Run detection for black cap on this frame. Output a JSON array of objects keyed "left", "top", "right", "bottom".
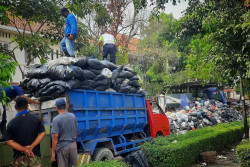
[{"left": 60, "top": 7, "right": 69, "bottom": 15}]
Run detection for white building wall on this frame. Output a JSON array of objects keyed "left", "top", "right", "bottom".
[{"left": 0, "top": 27, "right": 61, "bottom": 83}]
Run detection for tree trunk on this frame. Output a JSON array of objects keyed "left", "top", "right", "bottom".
[{"left": 240, "top": 75, "right": 249, "bottom": 139}]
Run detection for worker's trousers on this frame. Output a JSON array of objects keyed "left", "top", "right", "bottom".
[{"left": 102, "top": 44, "right": 116, "bottom": 64}]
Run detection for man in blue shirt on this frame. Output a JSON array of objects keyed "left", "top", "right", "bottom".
[
  {"left": 0, "top": 85, "right": 39, "bottom": 140},
  {"left": 60, "top": 7, "right": 78, "bottom": 58}
]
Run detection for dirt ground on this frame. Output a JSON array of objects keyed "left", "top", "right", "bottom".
[{"left": 195, "top": 142, "right": 240, "bottom": 167}]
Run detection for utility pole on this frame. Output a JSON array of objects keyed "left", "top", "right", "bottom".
[{"left": 240, "top": 75, "right": 249, "bottom": 139}]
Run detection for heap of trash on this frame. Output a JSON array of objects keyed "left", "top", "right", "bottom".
[
  {"left": 21, "top": 57, "right": 145, "bottom": 101},
  {"left": 166, "top": 99, "right": 242, "bottom": 134}
]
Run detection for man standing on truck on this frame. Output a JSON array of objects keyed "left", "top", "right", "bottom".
[
  {"left": 6, "top": 97, "right": 46, "bottom": 166},
  {"left": 98, "top": 31, "right": 117, "bottom": 64},
  {"left": 0, "top": 85, "right": 40, "bottom": 140},
  {"left": 51, "top": 99, "right": 78, "bottom": 167},
  {"left": 60, "top": 7, "right": 78, "bottom": 58}
]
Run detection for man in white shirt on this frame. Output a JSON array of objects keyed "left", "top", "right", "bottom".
[{"left": 98, "top": 31, "right": 117, "bottom": 64}]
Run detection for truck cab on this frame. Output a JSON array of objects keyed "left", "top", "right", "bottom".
[{"left": 146, "top": 100, "right": 170, "bottom": 138}]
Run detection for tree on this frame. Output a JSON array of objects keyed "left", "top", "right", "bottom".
[
  {"left": 82, "top": 0, "right": 148, "bottom": 47},
  {"left": 1, "top": 0, "right": 64, "bottom": 78},
  {"left": 201, "top": 0, "right": 249, "bottom": 138},
  {"left": 0, "top": 52, "right": 18, "bottom": 104},
  {"left": 137, "top": 13, "right": 180, "bottom": 95},
  {"left": 180, "top": 0, "right": 249, "bottom": 138}
]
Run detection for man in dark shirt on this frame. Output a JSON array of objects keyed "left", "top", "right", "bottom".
[
  {"left": 0, "top": 85, "right": 40, "bottom": 140},
  {"left": 6, "top": 97, "right": 45, "bottom": 167}
]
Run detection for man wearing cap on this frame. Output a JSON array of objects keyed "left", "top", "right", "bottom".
[
  {"left": 6, "top": 97, "right": 45, "bottom": 166},
  {"left": 60, "top": 7, "right": 78, "bottom": 58},
  {"left": 98, "top": 31, "right": 117, "bottom": 64},
  {"left": 51, "top": 99, "right": 78, "bottom": 167}
]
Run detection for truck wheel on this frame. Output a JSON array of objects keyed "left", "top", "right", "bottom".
[
  {"left": 156, "top": 131, "right": 163, "bottom": 137},
  {"left": 92, "top": 148, "right": 114, "bottom": 161}
]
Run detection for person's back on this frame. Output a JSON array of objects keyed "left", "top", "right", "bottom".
[
  {"left": 102, "top": 34, "right": 115, "bottom": 45},
  {"left": 7, "top": 113, "right": 45, "bottom": 159},
  {"left": 99, "top": 31, "right": 117, "bottom": 64},
  {"left": 6, "top": 97, "right": 45, "bottom": 166},
  {"left": 52, "top": 112, "right": 77, "bottom": 151},
  {"left": 51, "top": 99, "right": 77, "bottom": 167}
]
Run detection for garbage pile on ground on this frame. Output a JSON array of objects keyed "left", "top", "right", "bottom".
[
  {"left": 22, "top": 57, "right": 145, "bottom": 101},
  {"left": 166, "top": 99, "right": 242, "bottom": 134}
]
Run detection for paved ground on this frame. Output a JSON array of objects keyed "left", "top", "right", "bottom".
[{"left": 195, "top": 142, "right": 239, "bottom": 167}]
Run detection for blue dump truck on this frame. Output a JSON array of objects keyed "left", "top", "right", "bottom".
[{"left": 30, "top": 90, "right": 170, "bottom": 164}]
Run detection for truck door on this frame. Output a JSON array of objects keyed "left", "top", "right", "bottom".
[{"left": 146, "top": 100, "right": 170, "bottom": 138}]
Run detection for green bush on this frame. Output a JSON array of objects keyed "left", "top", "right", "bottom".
[
  {"left": 141, "top": 121, "right": 245, "bottom": 167},
  {"left": 236, "top": 140, "right": 250, "bottom": 167},
  {"left": 81, "top": 160, "right": 128, "bottom": 167}
]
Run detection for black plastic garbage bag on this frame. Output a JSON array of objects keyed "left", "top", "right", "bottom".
[
  {"left": 88, "top": 68, "right": 102, "bottom": 75},
  {"left": 39, "top": 85, "right": 65, "bottom": 97},
  {"left": 113, "top": 84, "right": 122, "bottom": 91},
  {"left": 97, "top": 78, "right": 111, "bottom": 86},
  {"left": 79, "top": 80, "right": 99, "bottom": 89},
  {"left": 19, "top": 78, "right": 30, "bottom": 91},
  {"left": 130, "top": 76, "right": 139, "bottom": 81},
  {"left": 82, "top": 70, "right": 96, "bottom": 80},
  {"left": 95, "top": 74, "right": 106, "bottom": 81},
  {"left": 38, "top": 78, "right": 51, "bottom": 89},
  {"left": 48, "top": 65, "right": 84, "bottom": 81},
  {"left": 26, "top": 64, "right": 48, "bottom": 78},
  {"left": 136, "top": 89, "right": 146, "bottom": 96},
  {"left": 101, "top": 60, "right": 117, "bottom": 71},
  {"left": 76, "top": 57, "right": 88, "bottom": 69},
  {"left": 128, "top": 80, "right": 140, "bottom": 88},
  {"left": 119, "top": 70, "right": 134, "bottom": 79},
  {"left": 111, "top": 66, "right": 123, "bottom": 83},
  {"left": 95, "top": 86, "right": 110, "bottom": 91},
  {"left": 67, "top": 79, "right": 80, "bottom": 89},
  {"left": 87, "top": 59, "right": 107, "bottom": 70},
  {"left": 119, "top": 85, "right": 133, "bottom": 93},
  {"left": 210, "top": 117, "right": 218, "bottom": 125},
  {"left": 116, "top": 78, "right": 125, "bottom": 84},
  {"left": 35, "top": 81, "right": 70, "bottom": 97},
  {"left": 27, "top": 79, "right": 41, "bottom": 91},
  {"left": 124, "top": 66, "right": 137, "bottom": 75},
  {"left": 125, "top": 150, "right": 149, "bottom": 167}
]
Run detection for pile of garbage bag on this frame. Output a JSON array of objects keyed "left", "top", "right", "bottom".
[
  {"left": 23, "top": 57, "right": 145, "bottom": 101},
  {"left": 166, "top": 99, "right": 242, "bottom": 134}
]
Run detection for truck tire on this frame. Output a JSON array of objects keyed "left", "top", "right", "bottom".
[{"left": 92, "top": 148, "right": 114, "bottom": 161}]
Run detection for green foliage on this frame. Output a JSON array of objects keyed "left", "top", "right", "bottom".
[
  {"left": 14, "top": 34, "right": 52, "bottom": 65},
  {"left": 236, "top": 140, "right": 250, "bottom": 167},
  {"left": 1, "top": 0, "right": 64, "bottom": 77},
  {"left": 141, "top": 121, "right": 245, "bottom": 167},
  {"left": 0, "top": 53, "right": 18, "bottom": 104},
  {"left": 201, "top": 0, "right": 250, "bottom": 84},
  {"left": 81, "top": 160, "right": 128, "bottom": 167},
  {"left": 116, "top": 46, "right": 129, "bottom": 65},
  {"left": 138, "top": 13, "right": 180, "bottom": 95}
]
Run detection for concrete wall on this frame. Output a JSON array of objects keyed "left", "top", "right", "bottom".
[{"left": 0, "top": 27, "right": 61, "bottom": 83}]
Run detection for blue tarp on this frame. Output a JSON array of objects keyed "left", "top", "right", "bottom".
[
  {"left": 203, "top": 87, "right": 227, "bottom": 104},
  {"left": 181, "top": 94, "right": 189, "bottom": 107}
]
